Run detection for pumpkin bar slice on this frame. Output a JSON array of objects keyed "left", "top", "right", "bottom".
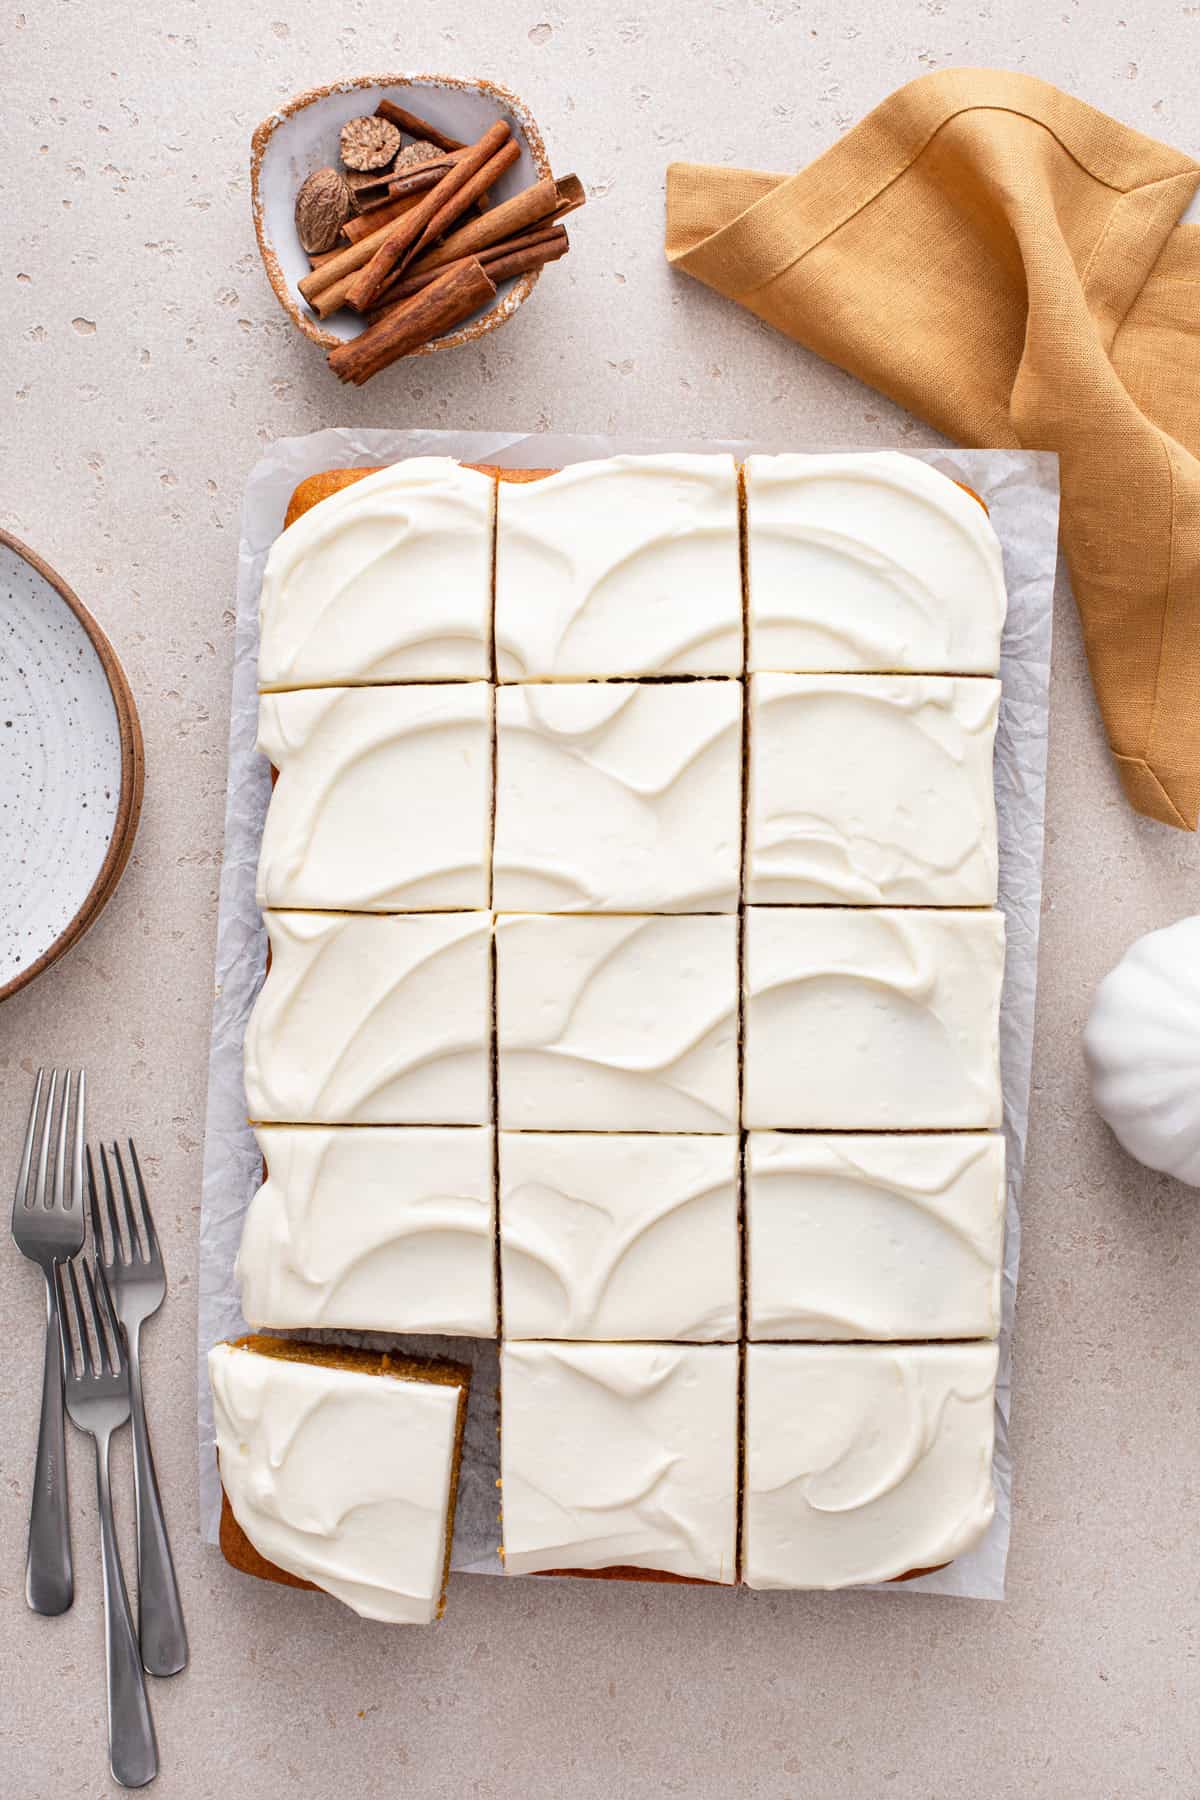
[
  {"left": 495, "top": 913, "right": 739, "bottom": 1132},
  {"left": 258, "top": 457, "right": 495, "bottom": 687},
  {"left": 500, "top": 1341, "right": 738, "bottom": 1581},
  {"left": 257, "top": 683, "right": 492, "bottom": 911},
  {"left": 500, "top": 1131, "right": 738, "bottom": 1341},
  {"left": 743, "top": 1342, "right": 998, "bottom": 1589},
  {"left": 746, "top": 674, "right": 1001, "bottom": 906},
  {"left": 239, "top": 1125, "right": 496, "bottom": 1336},
  {"left": 742, "top": 906, "right": 1004, "bottom": 1130},
  {"left": 210, "top": 1335, "right": 470, "bottom": 1623},
  {"left": 743, "top": 451, "right": 1007, "bottom": 675},
  {"left": 493, "top": 680, "right": 743, "bottom": 913},
  {"left": 245, "top": 911, "right": 492, "bottom": 1125},
  {"left": 494, "top": 454, "right": 743, "bottom": 679},
  {"left": 747, "top": 1132, "right": 1005, "bottom": 1342}
]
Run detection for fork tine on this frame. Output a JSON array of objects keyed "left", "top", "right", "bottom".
[
  {"left": 55, "top": 1262, "right": 77, "bottom": 1379},
  {"left": 99, "top": 1144, "right": 125, "bottom": 1262},
  {"left": 35, "top": 1069, "right": 58, "bottom": 1209},
  {"left": 86, "top": 1146, "right": 105, "bottom": 1258},
  {"left": 66, "top": 1258, "right": 93, "bottom": 1378},
  {"left": 12, "top": 1068, "right": 44, "bottom": 1220},
  {"left": 81, "top": 1260, "right": 115, "bottom": 1376},
  {"left": 125, "top": 1139, "right": 160, "bottom": 1264},
  {"left": 52, "top": 1071, "right": 71, "bottom": 1211},
  {"left": 95, "top": 1262, "right": 126, "bottom": 1368},
  {"left": 69, "top": 1070, "right": 86, "bottom": 1215},
  {"left": 111, "top": 1143, "right": 144, "bottom": 1263}
]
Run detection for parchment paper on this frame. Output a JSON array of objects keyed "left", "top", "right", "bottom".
[{"left": 198, "top": 428, "right": 1058, "bottom": 1599}]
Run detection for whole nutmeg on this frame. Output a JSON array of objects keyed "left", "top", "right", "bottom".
[
  {"left": 339, "top": 114, "right": 402, "bottom": 172},
  {"left": 392, "top": 139, "right": 443, "bottom": 171},
  {"left": 295, "top": 165, "right": 353, "bottom": 254}
]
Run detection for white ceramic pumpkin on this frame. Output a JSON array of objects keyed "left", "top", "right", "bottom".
[{"left": 1083, "top": 915, "right": 1200, "bottom": 1186}]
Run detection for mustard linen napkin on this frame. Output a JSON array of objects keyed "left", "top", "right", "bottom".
[{"left": 666, "top": 68, "right": 1200, "bottom": 829}]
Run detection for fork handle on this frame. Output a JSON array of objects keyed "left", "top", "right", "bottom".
[
  {"left": 95, "top": 1433, "right": 158, "bottom": 1789},
  {"left": 127, "top": 1338, "right": 188, "bottom": 1676},
  {"left": 26, "top": 1268, "right": 73, "bottom": 1616}
]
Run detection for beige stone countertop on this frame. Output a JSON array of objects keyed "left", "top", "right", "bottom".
[{"left": 4, "top": 3, "right": 1200, "bottom": 1796}]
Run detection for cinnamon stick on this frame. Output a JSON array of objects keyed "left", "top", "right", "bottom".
[
  {"left": 469, "top": 235, "right": 568, "bottom": 294},
  {"left": 340, "top": 146, "right": 491, "bottom": 241},
  {"left": 405, "top": 173, "right": 582, "bottom": 278},
  {"left": 301, "top": 178, "right": 478, "bottom": 315},
  {"left": 375, "top": 99, "right": 466, "bottom": 155},
  {"left": 343, "top": 187, "right": 434, "bottom": 243},
  {"left": 403, "top": 136, "right": 520, "bottom": 268},
  {"left": 367, "top": 224, "right": 568, "bottom": 315},
  {"left": 298, "top": 209, "right": 402, "bottom": 304},
  {"left": 342, "top": 121, "right": 511, "bottom": 314},
  {"left": 350, "top": 164, "right": 446, "bottom": 210},
  {"left": 328, "top": 257, "right": 497, "bottom": 385}
]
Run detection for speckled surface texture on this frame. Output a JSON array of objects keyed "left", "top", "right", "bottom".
[{"left": 4, "top": 5, "right": 1200, "bottom": 1797}]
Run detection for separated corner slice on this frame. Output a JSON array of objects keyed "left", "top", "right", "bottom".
[
  {"left": 256, "top": 683, "right": 493, "bottom": 911},
  {"left": 495, "top": 913, "right": 740, "bottom": 1132},
  {"left": 743, "top": 451, "right": 1007, "bottom": 675},
  {"left": 494, "top": 453, "right": 744, "bottom": 680},
  {"left": 244, "top": 911, "right": 492, "bottom": 1125},
  {"left": 493, "top": 680, "right": 743, "bottom": 912},
  {"left": 742, "top": 1341, "right": 999, "bottom": 1589},
  {"left": 258, "top": 456, "right": 496, "bottom": 688},
  {"left": 209, "top": 1336, "right": 470, "bottom": 1623},
  {"left": 745, "top": 674, "right": 1000, "bottom": 906},
  {"left": 499, "top": 1341, "right": 738, "bottom": 1581},
  {"left": 742, "top": 906, "right": 1005, "bottom": 1131},
  {"left": 499, "top": 1132, "right": 739, "bottom": 1341},
  {"left": 746, "top": 1132, "right": 1005, "bottom": 1341},
  {"left": 238, "top": 1126, "right": 496, "bottom": 1336}
]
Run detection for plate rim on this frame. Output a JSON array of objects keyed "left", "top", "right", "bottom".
[{"left": 0, "top": 527, "right": 145, "bottom": 1004}]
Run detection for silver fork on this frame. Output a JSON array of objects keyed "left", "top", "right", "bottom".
[
  {"left": 12, "top": 1068, "right": 86, "bottom": 1616},
  {"left": 58, "top": 1253, "right": 158, "bottom": 1790},
  {"left": 89, "top": 1142, "right": 188, "bottom": 1678}
]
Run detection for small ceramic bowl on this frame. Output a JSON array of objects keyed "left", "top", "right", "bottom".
[{"left": 251, "top": 74, "right": 552, "bottom": 355}]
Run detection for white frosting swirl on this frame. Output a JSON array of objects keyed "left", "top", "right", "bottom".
[
  {"left": 744, "top": 1342, "right": 998, "bottom": 1589},
  {"left": 745, "top": 451, "right": 1006, "bottom": 674},
  {"left": 258, "top": 457, "right": 495, "bottom": 688},
  {"left": 238, "top": 1126, "right": 495, "bottom": 1335},
  {"left": 500, "top": 1342, "right": 738, "bottom": 1580}
]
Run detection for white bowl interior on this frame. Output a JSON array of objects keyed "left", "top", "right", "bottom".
[{"left": 258, "top": 80, "right": 543, "bottom": 343}]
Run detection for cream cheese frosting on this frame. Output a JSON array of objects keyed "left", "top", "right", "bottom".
[
  {"left": 258, "top": 457, "right": 495, "bottom": 688},
  {"left": 244, "top": 911, "right": 492, "bottom": 1125},
  {"left": 209, "top": 1342, "right": 464, "bottom": 1623},
  {"left": 744, "top": 452, "right": 1007, "bottom": 674},
  {"left": 743, "top": 1342, "right": 998, "bottom": 1589},
  {"left": 493, "top": 680, "right": 743, "bottom": 912},
  {"left": 500, "top": 1341, "right": 738, "bottom": 1580},
  {"left": 747, "top": 673, "right": 1000, "bottom": 905},
  {"left": 495, "top": 913, "right": 740, "bottom": 1131},
  {"left": 494, "top": 454, "right": 744, "bottom": 679},
  {"left": 742, "top": 906, "right": 1005, "bottom": 1129},
  {"left": 238, "top": 1126, "right": 496, "bottom": 1336},
  {"left": 500, "top": 1132, "right": 738, "bottom": 1341},
  {"left": 747, "top": 1133, "right": 1005, "bottom": 1341},
  {"left": 256, "top": 684, "right": 492, "bottom": 911}
]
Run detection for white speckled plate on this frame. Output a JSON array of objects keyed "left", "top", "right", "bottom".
[{"left": 0, "top": 531, "right": 143, "bottom": 1002}]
